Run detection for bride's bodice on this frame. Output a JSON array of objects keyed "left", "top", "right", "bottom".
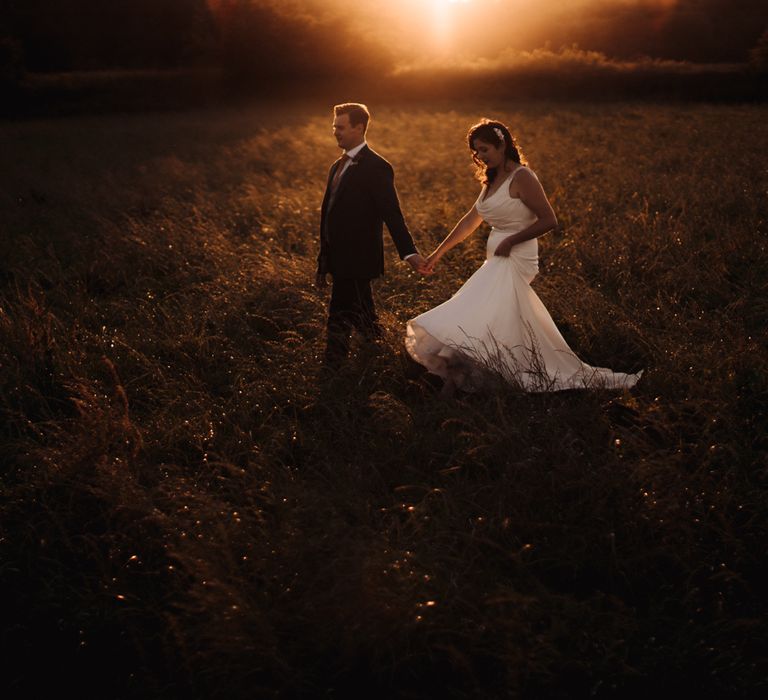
[
  {"left": 475, "top": 167, "right": 539, "bottom": 272},
  {"left": 475, "top": 167, "right": 538, "bottom": 233}
]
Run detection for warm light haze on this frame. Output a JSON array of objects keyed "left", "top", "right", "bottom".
[
  {"left": 204, "top": 0, "right": 766, "bottom": 69},
  {"left": 313, "top": 0, "right": 686, "bottom": 63},
  {"left": 274, "top": 0, "right": 763, "bottom": 66}
]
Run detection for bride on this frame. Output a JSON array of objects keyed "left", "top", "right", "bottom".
[{"left": 405, "top": 118, "right": 643, "bottom": 395}]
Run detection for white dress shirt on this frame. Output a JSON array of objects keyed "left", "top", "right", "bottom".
[{"left": 338, "top": 140, "right": 367, "bottom": 179}]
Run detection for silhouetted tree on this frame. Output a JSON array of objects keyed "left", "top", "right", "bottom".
[
  {"left": 750, "top": 28, "right": 768, "bottom": 73},
  {"left": 211, "top": 0, "right": 392, "bottom": 84},
  {"left": 1, "top": 0, "right": 391, "bottom": 85},
  {"left": 481, "top": 0, "right": 768, "bottom": 64},
  {"left": 3, "top": 0, "right": 216, "bottom": 72},
  {"left": 0, "top": 33, "right": 23, "bottom": 89}
]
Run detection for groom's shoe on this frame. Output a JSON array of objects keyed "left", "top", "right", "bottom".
[
  {"left": 360, "top": 321, "right": 385, "bottom": 343},
  {"left": 319, "top": 361, "right": 340, "bottom": 383},
  {"left": 322, "top": 336, "right": 351, "bottom": 371},
  {"left": 322, "top": 347, "right": 345, "bottom": 369}
]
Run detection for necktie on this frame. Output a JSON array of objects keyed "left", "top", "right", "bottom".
[{"left": 331, "top": 154, "right": 350, "bottom": 193}]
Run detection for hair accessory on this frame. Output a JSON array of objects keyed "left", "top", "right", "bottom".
[{"left": 493, "top": 127, "right": 505, "bottom": 142}]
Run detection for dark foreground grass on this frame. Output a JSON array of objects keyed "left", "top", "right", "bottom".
[{"left": 1, "top": 100, "right": 767, "bottom": 699}]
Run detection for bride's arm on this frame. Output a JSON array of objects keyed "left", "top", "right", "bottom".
[
  {"left": 493, "top": 170, "right": 558, "bottom": 257},
  {"left": 425, "top": 205, "right": 483, "bottom": 272}
]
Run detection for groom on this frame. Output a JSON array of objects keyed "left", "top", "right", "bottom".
[{"left": 316, "top": 102, "right": 427, "bottom": 364}]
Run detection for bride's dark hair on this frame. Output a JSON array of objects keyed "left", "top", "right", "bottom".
[{"left": 467, "top": 119, "right": 526, "bottom": 185}]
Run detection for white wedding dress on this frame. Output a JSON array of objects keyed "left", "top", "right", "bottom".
[{"left": 405, "top": 167, "right": 643, "bottom": 392}]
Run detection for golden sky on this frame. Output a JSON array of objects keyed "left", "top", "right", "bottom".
[
  {"left": 316, "top": 0, "right": 682, "bottom": 61},
  {"left": 207, "top": 1, "right": 767, "bottom": 67},
  {"left": 277, "top": 0, "right": 764, "bottom": 65}
]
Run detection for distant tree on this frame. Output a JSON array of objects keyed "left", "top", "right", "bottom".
[
  {"left": 0, "top": 33, "right": 24, "bottom": 88},
  {"left": 0, "top": 2, "right": 24, "bottom": 88},
  {"left": 750, "top": 28, "right": 768, "bottom": 73},
  {"left": 211, "top": 0, "right": 392, "bottom": 84},
  {"left": 507, "top": 0, "right": 768, "bottom": 64},
  {"left": 4, "top": 0, "right": 216, "bottom": 72}
]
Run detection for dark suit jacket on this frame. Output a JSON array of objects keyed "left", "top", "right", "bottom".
[{"left": 317, "top": 145, "right": 417, "bottom": 280}]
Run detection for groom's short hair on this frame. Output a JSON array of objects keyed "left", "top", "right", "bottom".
[{"left": 334, "top": 103, "right": 370, "bottom": 133}]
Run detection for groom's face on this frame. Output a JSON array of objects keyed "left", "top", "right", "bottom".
[{"left": 333, "top": 113, "right": 365, "bottom": 151}]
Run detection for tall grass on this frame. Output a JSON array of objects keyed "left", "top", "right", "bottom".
[{"left": 1, "top": 100, "right": 766, "bottom": 698}]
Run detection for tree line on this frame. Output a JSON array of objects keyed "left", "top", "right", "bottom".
[{"left": 0, "top": 0, "right": 390, "bottom": 82}]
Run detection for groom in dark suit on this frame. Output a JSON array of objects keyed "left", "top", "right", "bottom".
[{"left": 316, "top": 102, "right": 427, "bottom": 364}]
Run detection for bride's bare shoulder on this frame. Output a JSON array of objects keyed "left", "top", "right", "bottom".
[
  {"left": 511, "top": 165, "right": 538, "bottom": 182},
  {"left": 510, "top": 166, "right": 542, "bottom": 190}
]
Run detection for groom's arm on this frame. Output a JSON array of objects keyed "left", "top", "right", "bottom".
[
  {"left": 317, "top": 219, "right": 329, "bottom": 275},
  {"left": 370, "top": 161, "right": 418, "bottom": 260},
  {"left": 317, "top": 169, "right": 334, "bottom": 276}
]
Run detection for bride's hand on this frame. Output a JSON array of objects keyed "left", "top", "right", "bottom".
[
  {"left": 424, "top": 252, "right": 441, "bottom": 274},
  {"left": 494, "top": 239, "right": 514, "bottom": 257}
]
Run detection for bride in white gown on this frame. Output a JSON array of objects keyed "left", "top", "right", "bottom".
[{"left": 405, "top": 118, "right": 643, "bottom": 395}]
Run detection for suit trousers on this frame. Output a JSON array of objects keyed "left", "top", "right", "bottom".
[{"left": 325, "top": 277, "right": 382, "bottom": 361}]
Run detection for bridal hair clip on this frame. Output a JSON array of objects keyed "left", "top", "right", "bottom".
[{"left": 494, "top": 127, "right": 505, "bottom": 142}]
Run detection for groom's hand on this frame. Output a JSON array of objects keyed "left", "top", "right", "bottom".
[
  {"left": 406, "top": 254, "right": 430, "bottom": 275},
  {"left": 315, "top": 272, "right": 329, "bottom": 289}
]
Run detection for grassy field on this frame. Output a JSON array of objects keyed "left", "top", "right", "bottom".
[{"left": 1, "top": 99, "right": 766, "bottom": 699}]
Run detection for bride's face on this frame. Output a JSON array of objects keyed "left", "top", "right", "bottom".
[{"left": 472, "top": 139, "right": 505, "bottom": 169}]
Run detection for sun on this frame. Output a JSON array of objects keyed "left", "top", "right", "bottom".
[
  {"left": 364, "top": 0, "right": 477, "bottom": 61},
  {"left": 421, "top": 0, "right": 474, "bottom": 52},
  {"left": 433, "top": 0, "right": 472, "bottom": 6}
]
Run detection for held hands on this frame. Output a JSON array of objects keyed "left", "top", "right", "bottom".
[
  {"left": 406, "top": 253, "right": 432, "bottom": 275},
  {"left": 405, "top": 251, "right": 441, "bottom": 275},
  {"left": 422, "top": 251, "right": 442, "bottom": 275}
]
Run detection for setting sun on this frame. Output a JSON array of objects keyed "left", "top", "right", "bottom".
[
  {"left": 310, "top": 0, "right": 714, "bottom": 69},
  {"left": 429, "top": 0, "right": 470, "bottom": 51},
  {"left": 382, "top": 0, "right": 476, "bottom": 55}
]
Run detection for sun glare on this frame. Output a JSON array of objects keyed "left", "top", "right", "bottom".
[{"left": 424, "top": 0, "right": 473, "bottom": 53}]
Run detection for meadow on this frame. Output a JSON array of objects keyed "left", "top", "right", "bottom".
[{"left": 1, "top": 99, "right": 766, "bottom": 698}]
